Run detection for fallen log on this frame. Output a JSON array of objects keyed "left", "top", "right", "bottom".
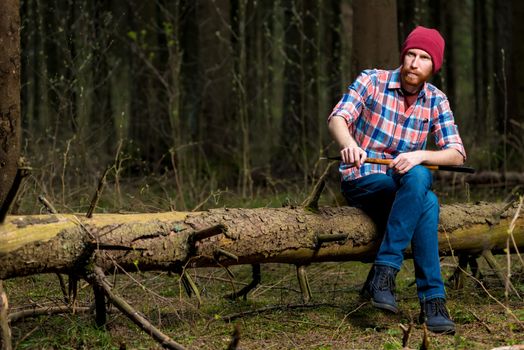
[
  {"left": 0, "top": 202, "right": 522, "bottom": 281},
  {"left": 1, "top": 202, "right": 523, "bottom": 349},
  {"left": 434, "top": 171, "right": 524, "bottom": 186}
]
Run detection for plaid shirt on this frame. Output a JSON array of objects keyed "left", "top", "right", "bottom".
[{"left": 328, "top": 68, "right": 466, "bottom": 182}]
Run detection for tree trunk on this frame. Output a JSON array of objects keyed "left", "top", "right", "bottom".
[
  {"left": 352, "top": 0, "right": 398, "bottom": 74},
  {"left": 0, "top": 202, "right": 522, "bottom": 281},
  {"left": 508, "top": 0, "right": 524, "bottom": 171},
  {"left": 273, "top": 1, "right": 313, "bottom": 178},
  {"left": 493, "top": 0, "right": 511, "bottom": 169},
  {"left": 195, "top": 0, "right": 235, "bottom": 187},
  {"left": 473, "top": 0, "right": 496, "bottom": 170},
  {"left": 231, "top": 0, "right": 253, "bottom": 197},
  {"left": 0, "top": 0, "right": 21, "bottom": 216}
]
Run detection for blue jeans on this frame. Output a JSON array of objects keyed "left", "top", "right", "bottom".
[{"left": 342, "top": 165, "right": 445, "bottom": 301}]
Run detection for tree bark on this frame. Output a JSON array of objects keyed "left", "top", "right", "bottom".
[
  {"left": 0, "top": 203, "right": 522, "bottom": 281},
  {"left": 0, "top": 0, "right": 21, "bottom": 216},
  {"left": 352, "top": 0, "right": 398, "bottom": 74}
]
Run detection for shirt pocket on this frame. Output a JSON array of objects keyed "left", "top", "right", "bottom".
[{"left": 405, "top": 117, "right": 430, "bottom": 150}]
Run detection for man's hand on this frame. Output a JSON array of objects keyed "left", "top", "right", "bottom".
[
  {"left": 328, "top": 117, "right": 367, "bottom": 168},
  {"left": 340, "top": 146, "right": 367, "bottom": 168},
  {"left": 389, "top": 151, "right": 425, "bottom": 174}
]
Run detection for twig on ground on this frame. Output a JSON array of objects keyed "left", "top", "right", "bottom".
[
  {"left": 8, "top": 305, "right": 91, "bottom": 323},
  {"left": 92, "top": 266, "right": 187, "bottom": 350},
  {"left": 469, "top": 310, "right": 493, "bottom": 333},
  {"left": 463, "top": 270, "right": 524, "bottom": 330},
  {"left": 481, "top": 250, "right": 521, "bottom": 299},
  {"left": 420, "top": 323, "right": 430, "bottom": 350},
  {"left": 331, "top": 302, "right": 368, "bottom": 341},
  {"left": 399, "top": 323, "right": 413, "bottom": 348},
  {"left": 106, "top": 256, "right": 178, "bottom": 304},
  {"left": 13, "top": 324, "right": 40, "bottom": 349},
  {"left": 196, "top": 274, "right": 248, "bottom": 286},
  {"left": 226, "top": 324, "right": 241, "bottom": 350},
  {"left": 251, "top": 269, "right": 301, "bottom": 297}
]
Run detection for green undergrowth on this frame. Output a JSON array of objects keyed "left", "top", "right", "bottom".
[{"left": 5, "top": 258, "right": 524, "bottom": 349}]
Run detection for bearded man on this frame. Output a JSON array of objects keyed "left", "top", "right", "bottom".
[{"left": 328, "top": 26, "right": 466, "bottom": 334}]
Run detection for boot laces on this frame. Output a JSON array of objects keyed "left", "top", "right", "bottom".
[
  {"left": 376, "top": 268, "right": 396, "bottom": 291},
  {"left": 427, "top": 298, "right": 449, "bottom": 318}
]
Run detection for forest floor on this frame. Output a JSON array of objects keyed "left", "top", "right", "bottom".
[
  {"left": 4, "top": 179, "right": 524, "bottom": 349},
  {"left": 4, "top": 257, "right": 524, "bottom": 350}
]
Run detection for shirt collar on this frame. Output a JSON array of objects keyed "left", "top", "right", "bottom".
[{"left": 388, "top": 66, "right": 428, "bottom": 101}]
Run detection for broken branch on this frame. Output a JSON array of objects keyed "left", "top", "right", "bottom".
[{"left": 92, "top": 266, "right": 186, "bottom": 350}]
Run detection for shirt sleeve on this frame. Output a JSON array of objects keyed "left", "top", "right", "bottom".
[
  {"left": 431, "top": 97, "right": 467, "bottom": 160},
  {"left": 327, "top": 70, "right": 375, "bottom": 125}
]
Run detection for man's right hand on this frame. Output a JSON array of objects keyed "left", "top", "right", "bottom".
[
  {"left": 328, "top": 116, "right": 367, "bottom": 167},
  {"left": 340, "top": 146, "right": 367, "bottom": 168}
]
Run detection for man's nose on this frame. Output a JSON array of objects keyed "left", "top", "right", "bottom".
[{"left": 410, "top": 56, "right": 419, "bottom": 68}]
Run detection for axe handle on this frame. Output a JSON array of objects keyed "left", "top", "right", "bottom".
[{"left": 322, "top": 156, "right": 475, "bottom": 174}]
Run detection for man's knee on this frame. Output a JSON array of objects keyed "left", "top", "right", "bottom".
[
  {"left": 401, "top": 165, "right": 433, "bottom": 189},
  {"left": 425, "top": 191, "right": 440, "bottom": 213}
]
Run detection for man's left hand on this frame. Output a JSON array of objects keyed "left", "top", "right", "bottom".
[{"left": 389, "top": 151, "right": 425, "bottom": 174}]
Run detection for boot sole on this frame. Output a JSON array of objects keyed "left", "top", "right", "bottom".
[
  {"left": 426, "top": 324, "right": 455, "bottom": 334},
  {"left": 360, "top": 289, "right": 399, "bottom": 314},
  {"left": 371, "top": 300, "right": 399, "bottom": 314}
]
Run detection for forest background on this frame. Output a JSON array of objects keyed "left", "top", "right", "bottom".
[
  {"left": 14, "top": 0, "right": 524, "bottom": 214},
  {"left": 1, "top": 1, "right": 524, "bottom": 349}
]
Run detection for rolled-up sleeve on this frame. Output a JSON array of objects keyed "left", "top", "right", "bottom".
[
  {"left": 431, "top": 97, "right": 467, "bottom": 160},
  {"left": 328, "top": 71, "right": 375, "bottom": 125}
]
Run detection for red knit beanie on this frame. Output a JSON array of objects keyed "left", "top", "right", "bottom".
[{"left": 400, "top": 26, "right": 445, "bottom": 74}]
